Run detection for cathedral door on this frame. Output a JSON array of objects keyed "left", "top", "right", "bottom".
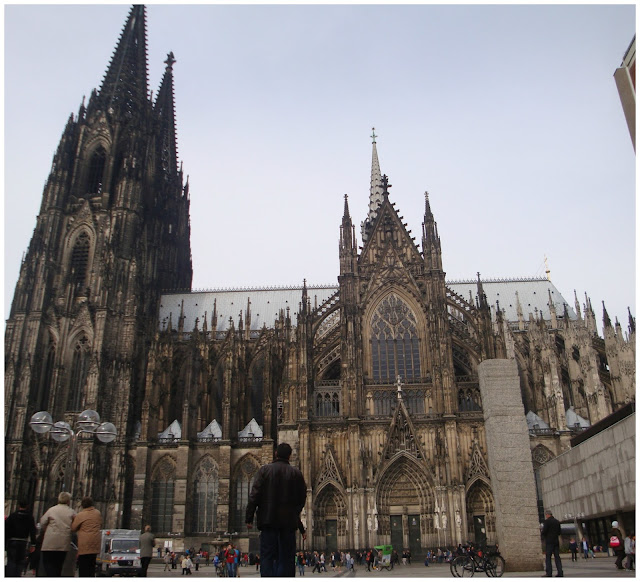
[
  {"left": 473, "top": 515, "right": 487, "bottom": 546},
  {"left": 390, "top": 515, "right": 403, "bottom": 551},
  {"left": 408, "top": 514, "right": 421, "bottom": 556},
  {"left": 326, "top": 520, "right": 338, "bottom": 552}
]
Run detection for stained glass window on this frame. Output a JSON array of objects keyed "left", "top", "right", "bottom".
[
  {"left": 87, "top": 148, "right": 106, "bottom": 194},
  {"left": 192, "top": 457, "right": 219, "bottom": 533},
  {"left": 67, "top": 336, "right": 90, "bottom": 411},
  {"left": 233, "top": 458, "right": 259, "bottom": 533},
  {"left": 370, "top": 294, "right": 421, "bottom": 382},
  {"left": 70, "top": 232, "right": 90, "bottom": 290},
  {"left": 151, "top": 458, "right": 175, "bottom": 533}
]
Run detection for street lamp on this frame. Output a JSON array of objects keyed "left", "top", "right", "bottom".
[{"left": 29, "top": 409, "right": 117, "bottom": 493}]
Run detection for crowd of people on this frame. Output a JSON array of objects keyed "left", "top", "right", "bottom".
[{"left": 4, "top": 447, "right": 636, "bottom": 579}]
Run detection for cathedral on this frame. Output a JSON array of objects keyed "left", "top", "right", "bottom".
[{"left": 5, "top": 5, "right": 635, "bottom": 562}]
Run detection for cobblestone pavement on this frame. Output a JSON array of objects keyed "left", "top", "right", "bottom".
[
  {"left": 19, "top": 554, "right": 636, "bottom": 578},
  {"left": 138, "top": 555, "right": 635, "bottom": 578}
]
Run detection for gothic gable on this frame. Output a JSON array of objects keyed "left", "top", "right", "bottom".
[
  {"left": 360, "top": 188, "right": 423, "bottom": 269},
  {"left": 379, "top": 394, "right": 427, "bottom": 467},
  {"left": 465, "top": 438, "right": 490, "bottom": 485},
  {"left": 316, "top": 445, "right": 345, "bottom": 490}
]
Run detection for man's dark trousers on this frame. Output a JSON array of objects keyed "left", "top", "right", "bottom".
[
  {"left": 545, "top": 543, "right": 563, "bottom": 577},
  {"left": 77, "top": 554, "right": 97, "bottom": 577},
  {"left": 5, "top": 540, "right": 28, "bottom": 577},
  {"left": 259, "top": 527, "right": 296, "bottom": 577}
]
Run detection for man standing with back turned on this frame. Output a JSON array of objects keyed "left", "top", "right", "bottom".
[
  {"left": 541, "top": 510, "right": 564, "bottom": 577},
  {"left": 245, "top": 442, "right": 307, "bottom": 577}
]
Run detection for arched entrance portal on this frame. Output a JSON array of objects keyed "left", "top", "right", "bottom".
[
  {"left": 376, "top": 455, "right": 434, "bottom": 555},
  {"left": 313, "top": 483, "right": 347, "bottom": 552},
  {"left": 465, "top": 478, "right": 496, "bottom": 546}
]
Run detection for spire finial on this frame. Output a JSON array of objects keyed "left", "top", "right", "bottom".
[
  {"left": 381, "top": 174, "right": 392, "bottom": 196},
  {"left": 164, "top": 51, "right": 176, "bottom": 71},
  {"left": 371, "top": 127, "right": 377, "bottom": 144}
]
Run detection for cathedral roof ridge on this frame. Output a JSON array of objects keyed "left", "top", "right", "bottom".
[
  {"left": 186, "top": 283, "right": 338, "bottom": 294},
  {"left": 446, "top": 276, "right": 548, "bottom": 285}
]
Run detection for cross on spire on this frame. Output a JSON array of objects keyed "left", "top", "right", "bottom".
[
  {"left": 164, "top": 52, "right": 176, "bottom": 70},
  {"left": 371, "top": 127, "right": 377, "bottom": 143}
]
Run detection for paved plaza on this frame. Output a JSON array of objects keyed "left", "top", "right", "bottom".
[{"left": 35, "top": 555, "right": 629, "bottom": 578}]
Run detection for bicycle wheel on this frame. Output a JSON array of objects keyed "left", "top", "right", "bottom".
[
  {"left": 485, "top": 555, "right": 505, "bottom": 577},
  {"left": 451, "top": 555, "right": 475, "bottom": 577}
]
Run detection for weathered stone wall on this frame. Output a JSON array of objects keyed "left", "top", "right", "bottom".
[
  {"left": 540, "top": 413, "right": 635, "bottom": 519},
  {"left": 478, "top": 359, "right": 543, "bottom": 572}
]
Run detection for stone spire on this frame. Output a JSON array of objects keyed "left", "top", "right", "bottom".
[
  {"left": 361, "top": 127, "right": 384, "bottom": 243},
  {"left": 154, "top": 52, "right": 178, "bottom": 178},
  {"left": 99, "top": 5, "right": 149, "bottom": 117}
]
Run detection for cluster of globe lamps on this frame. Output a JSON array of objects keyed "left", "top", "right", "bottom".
[{"left": 30, "top": 409, "right": 117, "bottom": 492}]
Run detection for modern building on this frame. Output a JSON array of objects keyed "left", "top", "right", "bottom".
[
  {"left": 614, "top": 35, "right": 636, "bottom": 150},
  {"left": 5, "top": 5, "right": 635, "bottom": 568},
  {"left": 540, "top": 403, "right": 635, "bottom": 547}
]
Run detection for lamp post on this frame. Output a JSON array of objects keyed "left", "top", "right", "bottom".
[
  {"left": 30, "top": 409, "right": 117, "bottom": 493},
  {"left": 224, "top": 531, "right": 238, "bottom": 545}
]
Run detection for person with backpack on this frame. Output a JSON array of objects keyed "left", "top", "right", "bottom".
[{"left": 610, "top": 521, "right": 625, "bottom": 570}]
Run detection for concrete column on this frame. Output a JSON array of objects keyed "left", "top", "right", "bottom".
[{"left": 478, "top": 359, "right": 543, "bottom": 572}]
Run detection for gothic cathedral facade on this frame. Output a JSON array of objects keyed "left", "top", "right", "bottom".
[{"left": 5, "top": 6, "right": 635, "bottom": 558}]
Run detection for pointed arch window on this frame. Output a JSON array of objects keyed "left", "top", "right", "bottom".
[
  {"left": 70, "top": 232, "right": 91, "bottom": 291},
  {"left": 87, "top": 147, "right": 107, "bottom": 195},
  {"left": 67, "top": 336, "right": 91, "bottom": 411},
  {"left": 233, "top": 457, "right": 259, "bottom": 533},
  {"left": 151, "top": 457, "right": 175, "bottom": 533},
  {"left": 370, "top": 294, "right": 421, "bottom": 382},
  {"left": 38, "top": 337, "right": 56, "bottom": 411},
  {"left": 191, "top": 457, "right": 219, "bottom": 533}
]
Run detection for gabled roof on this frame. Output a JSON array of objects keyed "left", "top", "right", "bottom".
[{"left": 159, "top": 278, "right": 574, "bottom": 333}]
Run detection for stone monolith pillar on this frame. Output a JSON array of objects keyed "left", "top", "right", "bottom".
[{"left": 478, "top": 359, "right": 543, "bottom": 572}]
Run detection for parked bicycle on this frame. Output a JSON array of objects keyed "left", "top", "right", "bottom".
[{"left": 450, "top": 543, "right": 505, "bottom": 577}]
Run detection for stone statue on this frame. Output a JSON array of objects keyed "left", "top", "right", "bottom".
[
  {"left": 301, "top": 507, "right": 307, "bottom": 530},
  {"left": 367, "top": 515, "right": 372, "bottom": 531},
  {"left": 434, "top": 512, "right": 440, "bottom": 529},
  {"left": 442, "top": 511, "right": 447, "bottom": 529},
  {"left": 354, "top": 512, "right": 359, "bottom": 532},
  {"left": 455, "top": 509, "right": 462, "bottom": 528}
]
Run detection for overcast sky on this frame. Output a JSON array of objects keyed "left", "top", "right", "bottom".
[{"left": 4, "top": 4, "right": 636, "bottom": 329}]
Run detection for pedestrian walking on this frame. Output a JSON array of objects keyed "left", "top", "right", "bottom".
[
  {"left": 139, "top": 525, "right": 155, "bottom": 577},
  {"left": 245, "top": 442, "right": 307, "bottom": 577},
  {"left": 568, "top": 538, "right": 578, "bottom": 562},
  {"left": 581, "top": 537, "right": 590, "bottom": 560},
  {"left": 541, "top": 509, "right": 563, "bottom": 577},
  {"left": 71, "top": 497, "right": 103, "bottom": 577},
  {"left": 624, "top": 532, "right": 635, "bottom": 571},
  {"left": 225, "top": 544, "right": 237, "bottom": 577},
  {"left": 39, "top": 491, "right": 77, "bottom": 577},
  {"left": 610, "top": 521, "right": 625, "bottom": 570},
  {"left": 164, "top": 551, "right": 172, "bottom": 571},
  {"left": 5, "top": 499, "right": 37, "bottom": 577}
]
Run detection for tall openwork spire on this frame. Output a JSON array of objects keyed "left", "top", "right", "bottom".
[
  {"left": 155, "top": 52, "right": 178, "bottom": 178},
  {"left": 99, "top": 5, "right": 149, "bottom": 116},
  {"left": 361, "top": 127, "right": 384, "bottom": 243}
]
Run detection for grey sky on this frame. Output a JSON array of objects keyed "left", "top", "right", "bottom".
[{"left": 4, "top": 4, "right": 636, "bottom": 328}]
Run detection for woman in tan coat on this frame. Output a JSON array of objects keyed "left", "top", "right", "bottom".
[
  {"left": 40, "top": 491, "right": 77, "bottom": 576},
  {"left": 72, "top": 497, "right": 103, "bottom": 577}
]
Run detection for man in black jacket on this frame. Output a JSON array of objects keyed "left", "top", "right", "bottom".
[
  {"left": 541, "top": 510, "right": 564, "bottom": 577},
  {"left": 246, "top": 443, "right": 307, "bottom": 577},
  {"left": 5, "top": 499, "right": 37, "bottom": 577}
]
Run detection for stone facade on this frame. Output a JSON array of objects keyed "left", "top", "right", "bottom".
[
  {"left": 540, "top": 413, "right": 635, "bottom": 522},
  {"left": 4, "top": 5, "right": 635, "bottom": 560},
  {"left": 479, "top": 360, "right": 543, "bottom": 571}
]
